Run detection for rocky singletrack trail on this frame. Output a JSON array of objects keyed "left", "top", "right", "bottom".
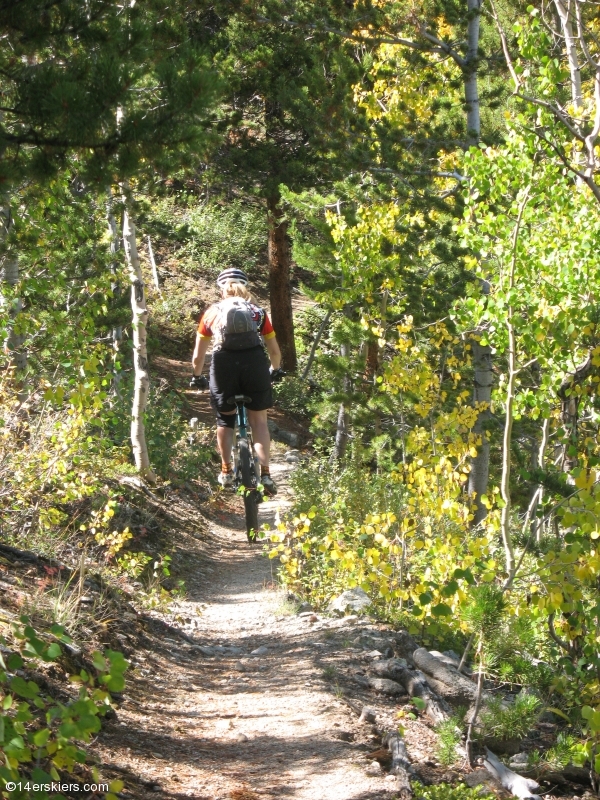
[
  {"left": 91, "top": 442, "right": 437, "bottom": 800},
  {"left": 89, "top": 358, "right": 560, "bottom": 800},
  {"left": 86, "top": 364, "right": 447, "bottom": 800}
]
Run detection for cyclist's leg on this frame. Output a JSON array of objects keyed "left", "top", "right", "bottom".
[
  {"left": 210, "top": 350, "right": 239, "bottom": 479},
  {"left": 216, "top": 414, "right": 235, "bottom": 462},
  {"left": 247, "top": 409, "right": 270, "bottom": 467},
  {"left": 239, "top": 348, "right": 277, "bottom": 494},
  {"left": 240, "top": 348, "right": 272, "bottom": 466}
]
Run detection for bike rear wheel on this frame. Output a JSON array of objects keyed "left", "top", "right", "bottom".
[{"left": 239, "top": 438, "right": 259, "bottom": 541}]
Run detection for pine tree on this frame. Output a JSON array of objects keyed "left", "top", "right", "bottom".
[
  {"left": 192, "top": 2, "right": 362, "bottom": 371},
  {"left": 0, "top": 0, "right": 220, "bottom": 187}
]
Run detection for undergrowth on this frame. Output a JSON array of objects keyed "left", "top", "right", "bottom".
[
  {"left": 0, "top": 618, "right": 126, "bottom": 800},
  {"left": 436, "top": 710, "right": 467, "bottom": 766},
  {"left": 413, "top": 783, "right": 495, "bottom": 800},
  {"left": 478, "top": 694, "right": 542, "bottom": 742}
]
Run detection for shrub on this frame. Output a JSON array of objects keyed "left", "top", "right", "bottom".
[
  {"left": 479, "top": 693, "right": 541, "bottom": 742},
  {"left": 0, "top": 618, "right": 126, "bottom": 800},
  {"left": 436, "top": 710, "right": 467, "bottom": 766}
]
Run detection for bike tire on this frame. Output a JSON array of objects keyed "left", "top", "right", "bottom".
[{"left": 239, "top": 438, "right": 259, "bottom": 541}]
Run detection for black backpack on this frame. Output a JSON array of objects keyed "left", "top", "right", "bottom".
[{"left": 214, "top": 298, "right": 262, "bottom": 351}]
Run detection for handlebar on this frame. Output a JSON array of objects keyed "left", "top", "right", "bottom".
[
  {"left": 270, "top": 368, "right": 287, "bottom": 384},
  {"left": 190, "top": 375, "right": 209, "bottom": 390}
]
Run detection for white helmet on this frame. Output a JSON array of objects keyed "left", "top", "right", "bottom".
[{"left": 216, "top": 268, "right": 249, "bottom": 287}]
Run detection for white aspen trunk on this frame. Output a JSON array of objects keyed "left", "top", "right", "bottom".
[
  {"left": 500, "top": 191, "right": 529, "bottom": 587},
  {"left": 500, "top": 319, "right": 517, "bottom": 578},
  {"left": 330, "top": 342, "right": 350, "bottom": 463},
  {"left": 462, "top": 0, "right": 493, "bottom": 523},
  {"left": 584, "top": 68, "right": 600, "bottom": 181},
  {"left": 465, "top": 0, "right": 482, "bottom": 145},
  {"left": 301, "top": 309, "right": 332, "bottom": 381},
  {"left": 147, "top": 236, "right": 161, "bottom": 294},
  {"left": 468, "top": 333, "right": 493, "bottom": 525},
  {"left": 107, "top": 195, "right": 123, "bottom": 397},
  {"left": 121, "top": 186, "right": 156, "bottom": 482},
  {"left": 528, "top": 417, "right": 550, "bottom": 542},
  {"left": 553, "top": 0, "right": 582, "bottom": 109},
  {"left": 0, "top": 201, "right": 26, "bottom": 371}
]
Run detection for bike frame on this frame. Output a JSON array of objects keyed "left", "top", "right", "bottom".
[
  {"left": 231, "top": 395, "right": 259, "bottom": 488},
  {"left": 234, "top": 398, "right": 249, "bottom": 441}
]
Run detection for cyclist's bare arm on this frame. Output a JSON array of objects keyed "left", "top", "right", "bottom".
[
  {"left": 265, "top": 336, "right": 281, "bottom": 370},
  {"left": 192, "top": 333, "right": 211, "bottom": 375}
]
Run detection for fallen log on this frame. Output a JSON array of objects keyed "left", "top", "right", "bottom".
[
  {"left": 483, "top": 748, "right": 542, "bottom": 800},
  {"left": 367, "top": 676, "right": 406, "bottom": 696},
  {"left": 397, "top": 667, "right": 452, "bottom": 724},
  {"left": 429, "top": 649, "right": 472, "bottom": 676},
  {"left": 0, "top": 542, "right": 63, "bottom": 567},
  {"left": 383, "top": 732, "right": 413, "bottom": 800},
  {"left": 370, "top": 657, "right": 409, "bottom": 682},
  {"left": 413, "top": 648, "right": 482, "bottom": 705}
]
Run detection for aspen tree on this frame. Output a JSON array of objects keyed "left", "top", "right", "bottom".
[
  {"left": 120, "top": 184, "right": 156, "bottom": 482},
  {"left": 0, "top": 200, "right": 26, "bottom": 371}
]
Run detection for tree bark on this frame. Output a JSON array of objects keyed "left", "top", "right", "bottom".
[
  {"left": 331, "top": 341, "right": 350, "bottom": 462},
  {"left": 412, "top": 648, "right": 480, "bottom": 704},
  {"left": 383, "top": 732, "right": 413, "bottom": 800},
  {"left": 500, "top": 189, "right": 529, "bottom": 587},
  {"left": 365, "top": 340, "right": 379, "bottom": 382},
  {"left": 500, "top": 318, "right": 517, "bottom": 578},
  {"left": 0, "top": 201, "right": 26, "bottom": 371},
  {"left": 396, "top": 667, "right": 452, "bottom": 724},
  {"left": 301, "top": 308, "right": 331, "bottom": 381},
  {"left": 107, "top": 196, "right": 123, "bottom": 397},
  {"left": 553, "top": 0, "right": 582, "bottom": 110},
  {"left": 462, "top": 1, "right": 493, "bottom": 522},
  {"left": 267, "top": 195, "right": 297, "bottom": 372},
  {"left": 464, "top": 0, "right": 482, "bottom": 145},
  {"left": 147, "top": 235, "right": 162, "bottom": 294},
  {"left": 468, "top": 335, "right": 493, "bottom": 524},
  {"left": 484, "top": 749, "right": 542, "bottom": 799},
  {"left": 524, "top": 417, "right": 550, "bottom": 542},
  {"left": 121, "top": 186, "right": 156, "bottom": 482},
  {"left": 465, "top": 641, "right": 485, "bottom": 766}
]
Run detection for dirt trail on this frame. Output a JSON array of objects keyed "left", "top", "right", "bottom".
[
  {"left": 88, "top": 359, "right": 447, "bottom": 800},
  {"left": 93, "top": 442, "right": 424, "bottom": 799}
]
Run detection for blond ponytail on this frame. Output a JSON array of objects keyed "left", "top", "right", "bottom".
[{"left": 221, "top": 279, "right": 252, "bottom": 301}]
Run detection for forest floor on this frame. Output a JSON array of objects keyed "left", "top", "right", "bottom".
[{"left": 86, "top": 359, "right": 451, "bottom": 800}]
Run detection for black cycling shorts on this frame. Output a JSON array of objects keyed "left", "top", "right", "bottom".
[{"left": 209, "top": 346, "right": 272, "bottom": 427}]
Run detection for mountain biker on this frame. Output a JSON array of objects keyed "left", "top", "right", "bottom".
[{"left": 190, "top": 267, "right": 284, "bottom": 496}]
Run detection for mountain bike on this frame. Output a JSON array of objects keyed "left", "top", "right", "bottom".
[
  {"left": 228, "top": 393, "right": 261, "bottom": 541},
  {"left": 190, "top": 369, "right": 286, "bottom": 541}
]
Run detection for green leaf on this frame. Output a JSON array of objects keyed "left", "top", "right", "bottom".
[
  {"left": 412, "top": 697, "right": 427, "bottom": 711},
  {"left": 431, "top": 603, "right": 452, "bottom": 617},
  {"left": 7, "top": 654, "right": 24, "bottom": 671},
  {"left": 441, "top": 581, "right": 459, "bottom": 598},
  {"left": 10, "top": 677, "right": 40, "bottom": 699},
  {"left": 544, "top": 707, "right": 571, "bottom": 722},
  {"left": 45, "top": 643, "right": 61, "bottom": 660},
  {"left": 33, "top": 728, "right": 51, "bottom": 747}
]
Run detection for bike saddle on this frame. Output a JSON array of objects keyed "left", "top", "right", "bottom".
[{"left": 227, "top": 394, "right": 253, "bottom": 406}]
